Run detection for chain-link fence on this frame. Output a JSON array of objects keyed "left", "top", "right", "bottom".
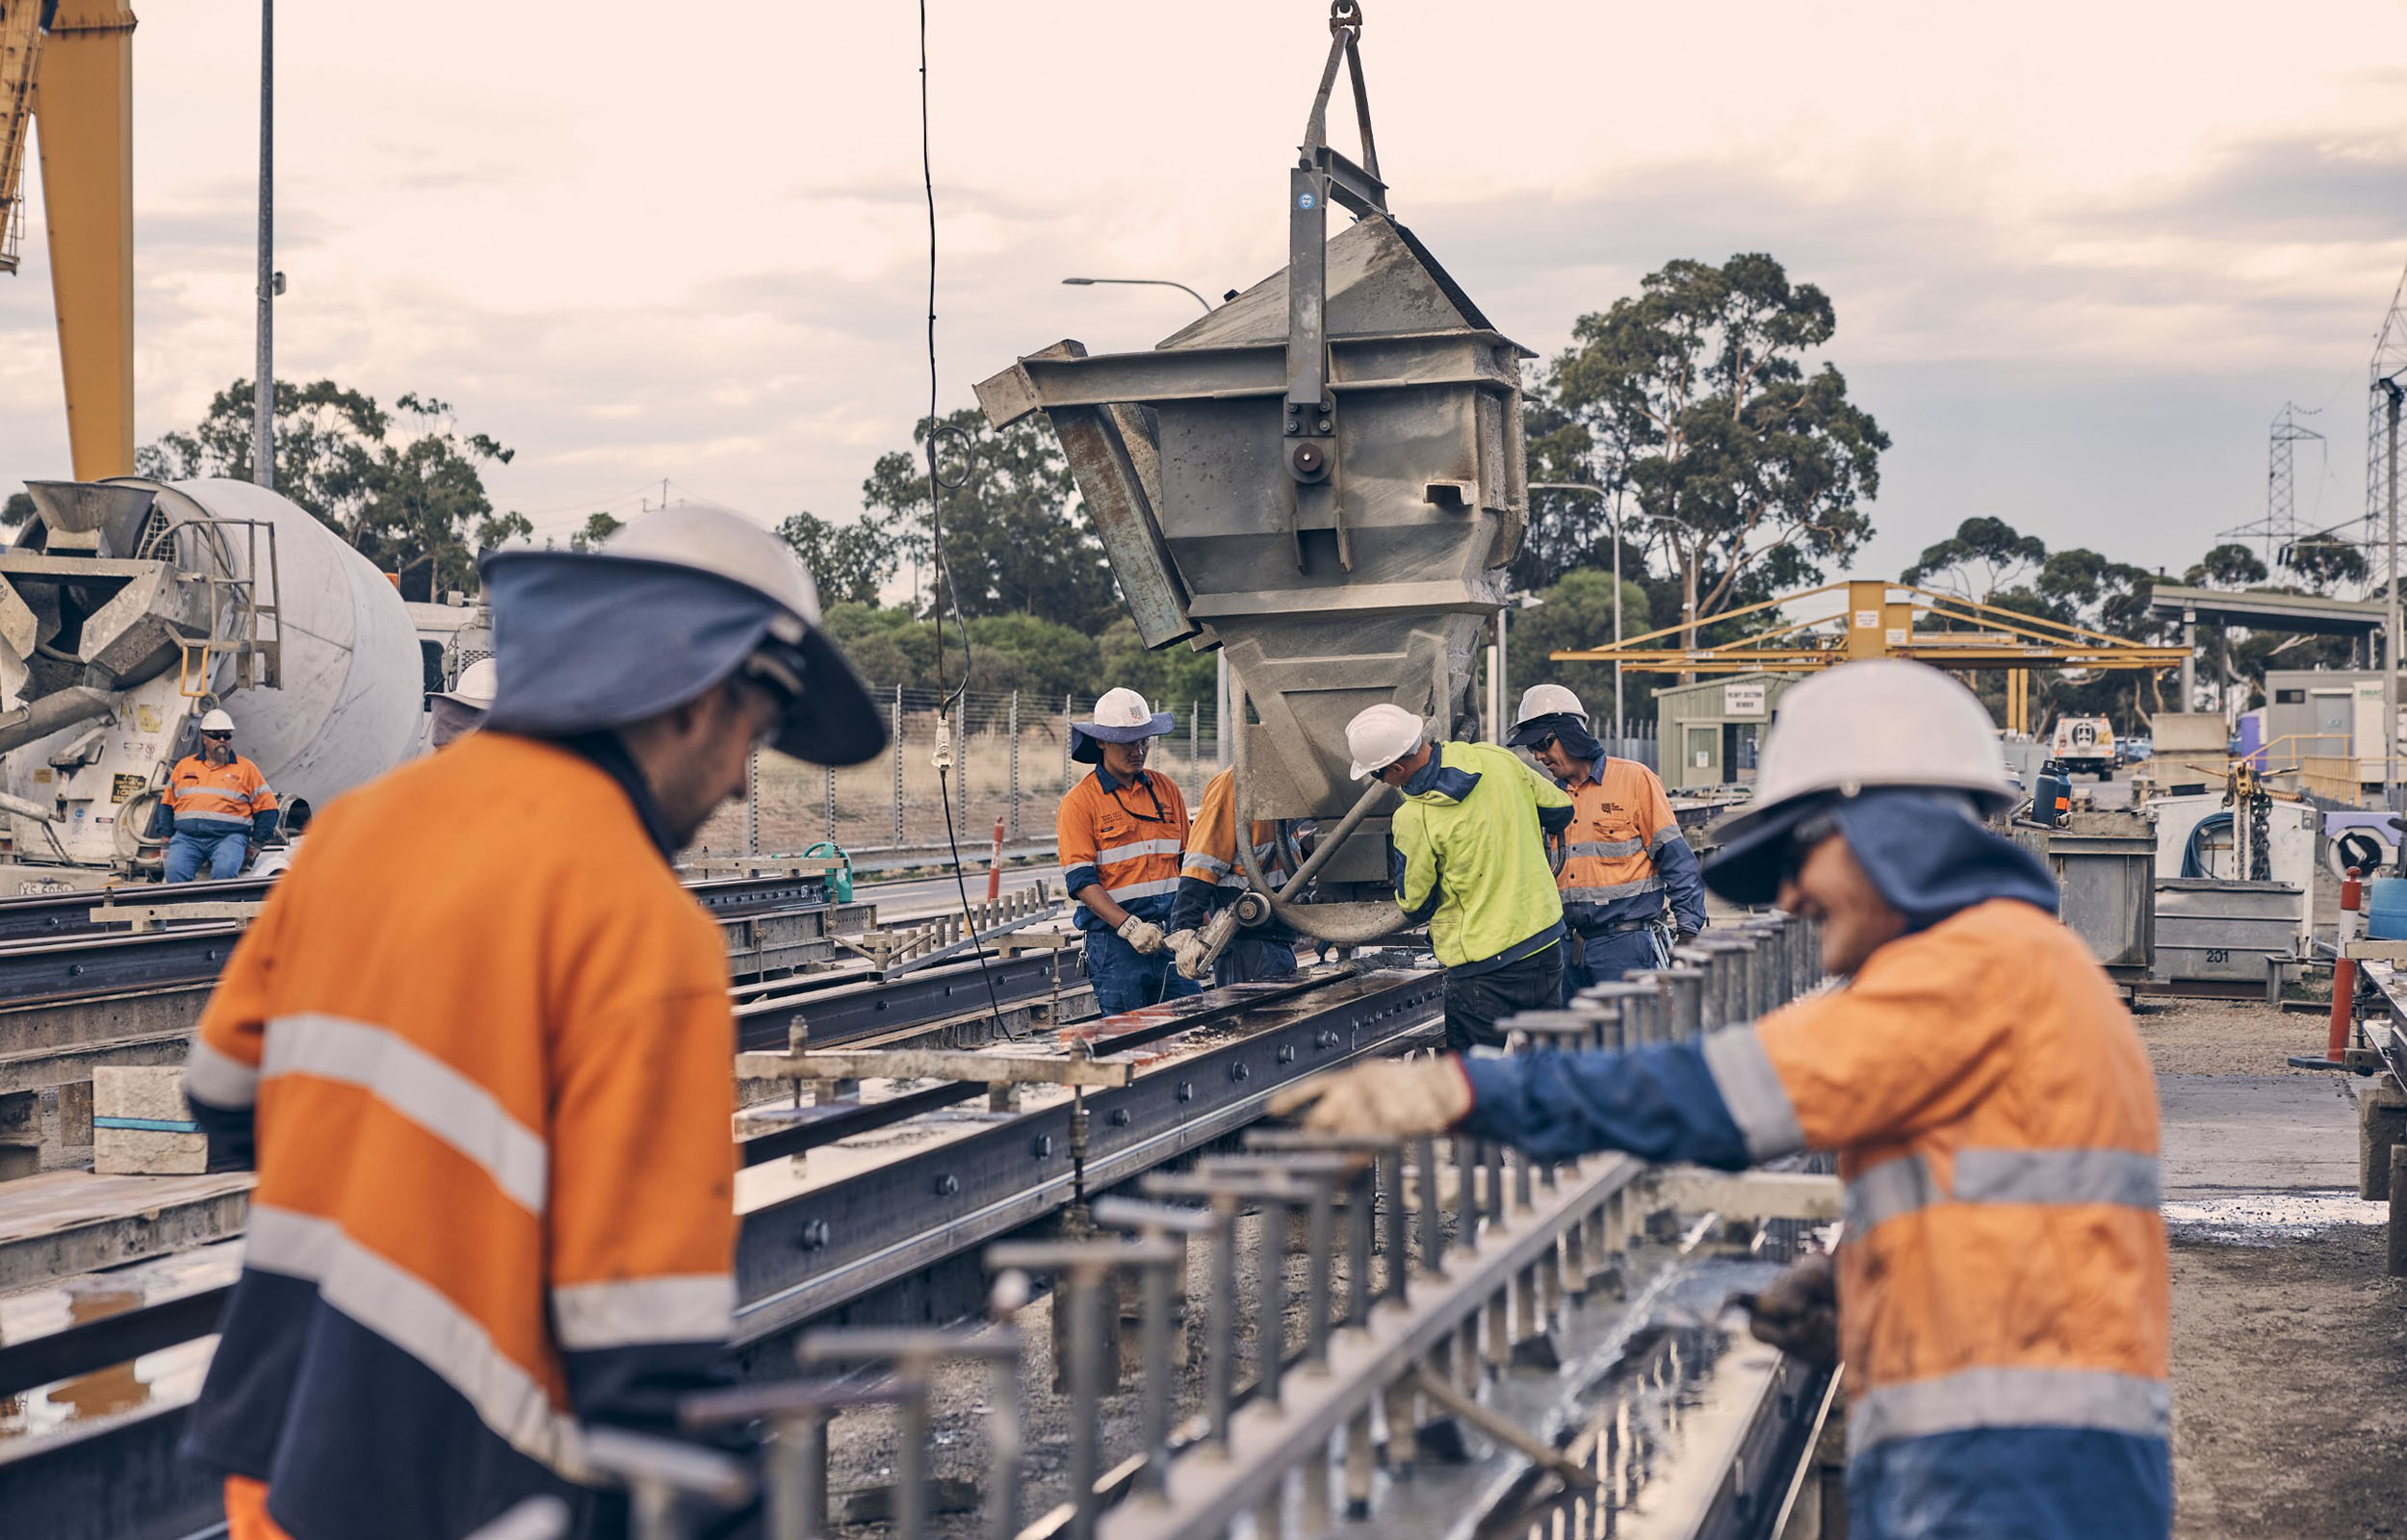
[
  {"left": 693, "top": 691, "right": 1660, "bottom": 859},
  {"left": 695, "top": 688, "right": 1226, "bottom": 859}
]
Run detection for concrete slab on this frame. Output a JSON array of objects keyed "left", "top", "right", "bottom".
[{"left": 2156, "top": 1072, "right": 2362, "bottom": 1197}]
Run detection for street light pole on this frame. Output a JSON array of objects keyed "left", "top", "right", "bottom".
[
  {"left": 1531, "top": 481, "right": 1625, "bottom": 735},
  {"left": 252, "top": 0, "right": 274, "bottom": 488},
  {"left": 1060, "top": 276, "right": 1215, "bottom": 315},
  {"left": 2386, "top": 378, "right": 2403, "bottom": 809}
]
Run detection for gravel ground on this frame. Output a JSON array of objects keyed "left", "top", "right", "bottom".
[{"left": 2149, "top": 992, "right": 2407, "bottom": 1538}]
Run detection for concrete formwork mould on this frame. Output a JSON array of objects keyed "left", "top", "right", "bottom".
[{"left": 981, "top": 219, "right": 1528, "bottom": 896}]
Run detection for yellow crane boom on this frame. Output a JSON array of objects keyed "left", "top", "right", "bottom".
[
  {"left": 0, "top": 1, "right": 48, "bottom": 274},
  {"left": 1, "top": 0, "right": 135, "bottom": 479}
]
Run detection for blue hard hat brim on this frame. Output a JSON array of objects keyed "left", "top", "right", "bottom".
[
  {"left": 1698, "top": 794, "right": 1831, "bottom": 907},
  {"left": 1078, "top": 712, "right": 1179, "bottom": 760}
]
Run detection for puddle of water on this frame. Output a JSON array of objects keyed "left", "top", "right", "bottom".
[{"left": 2161, "top": 1189, "right": 2389, "bottom": 1245}]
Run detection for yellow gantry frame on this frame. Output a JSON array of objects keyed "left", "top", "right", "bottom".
[
  {"left": 0, "top": 1, "right": 46, "bottom": 274},
  {"left": 1550, "top": 578, "right": 2192, "bottom": 734},
  {"left": 7, "top": 0, "right": 137, "bottom": 479}
]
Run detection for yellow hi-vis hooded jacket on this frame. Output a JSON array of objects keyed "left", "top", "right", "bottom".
[{"left": 1391, "top": 739, "right": 1574, "bottom": 971}]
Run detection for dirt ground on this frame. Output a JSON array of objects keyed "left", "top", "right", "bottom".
[
  {"left": 2144, "top": 995, "right": 2407, "bottom": 1538},
  {"left": 2171, "top": 1225, "right": 2407, "bottom": 1538}
]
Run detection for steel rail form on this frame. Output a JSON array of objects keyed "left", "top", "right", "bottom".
[
  {"left": 0, "top": 970, "right": 1442, "bottom": 1540},
  {"left": 0, "top": 871, "right": 844, "bottom": 1006},
  {"left": 619, "top": 911, "right": 1827, "bottom": 1540},
  {"left": 0, "top": 972, "right": 1389, "bottom": 1401},
  {"left": 731, "top": 969, "right": 1444, "bottom": 1343},
  {"left": 0, "top": 867, "right": 839, "bottom": 946}
]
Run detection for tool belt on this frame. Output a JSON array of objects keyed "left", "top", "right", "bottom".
[{"left": 1571, "top": 918, "right": 1659, "bottom": 942}]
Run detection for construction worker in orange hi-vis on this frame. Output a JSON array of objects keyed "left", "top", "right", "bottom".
[
  {"left": 1057, "top": 687, "right": 1201, "bottom": 1015},
  {"left": 1276, "top": 661, "right": 2170, "bottom": 1540},
  {"left": 163, "top": 708, "right": 280, "bottom": 883},
  {"left": 178, "top": 503, "right": 887, "bottom": 1540}
]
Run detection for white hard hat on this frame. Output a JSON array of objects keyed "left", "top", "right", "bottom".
[
  {"left": 1346, "top": 703, "right": 1427, "bottom": 780},
  {"left": 436, "top": 656, "right": 498, "bottom": 709},
  {"left": 603, "top": 502, "right": 821, "bottom": 633},
  {"left": 199, "top": 708, "right": 236, "bottom": 733},
  {"left": 1749, "top": 660, "right": 2014, "bottom": 812},
  {"left": 1070, "top": 686, "right": 1176, "bottom": 763},
  {"left": 479, "top": 500, "right": 886, "bottom": 766},
  {"left": 1514, "top": 683, "right": 1586, "bottom": 728}
]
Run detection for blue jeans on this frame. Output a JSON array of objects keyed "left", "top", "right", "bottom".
[
  {"left": 166, "top": 826, "right": 250, "bottom": 883},
  {"left": 1215, "top": 934, "right": 1298, "bottom": 987},
  {"left": 1565, "top": 927, "right": 1664, "bottom": 1003},
  {"left": 1084, "top": 926, "right": 1203, "bottom": 1016}
]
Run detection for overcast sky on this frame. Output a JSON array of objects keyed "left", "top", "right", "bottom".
[{"left": 8, "top": 0, "right": 2407, "bottom": 596}]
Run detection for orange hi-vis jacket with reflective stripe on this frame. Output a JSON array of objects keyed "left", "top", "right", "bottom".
[
  {"left": 1180, "top": 766, "right": 1291, "bottom": 893},
  {"left": 1717, "top": 898, "right": 2168, "bottom": 1449},
  {"left": 166, "top": 753, "right": 278, "bottom": 830},
  {"left": 1554, "top": 757, "right": 1706, "bottom": 935},
  {"left": 179, "top": 732, "right": 739, "bottom": 1540},
  {"left": 1057, "top": 765, "right": 1189, "bottom": 932},
  {"left": 1459, "top": 895, "right": 2169, "bottom": 1535},
  {"left": 1169, "top": 766, "right": 1296, "bottom": 936}
]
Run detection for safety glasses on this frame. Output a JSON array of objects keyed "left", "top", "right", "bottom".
[{"left": 1775, "top": 811, "right": 1839, "bottom": 887}]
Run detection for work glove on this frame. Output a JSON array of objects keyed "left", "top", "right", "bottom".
[
  {"left": 1740, "top": 1251, "right": 1838, "bottom": 1368},
  {"left": 1266, "top": 1054, "right": 1474, "bottom": 1138},
  {"left": 1116, "top": 914, "right": 1167, "bottom": 955},
  {"left": 1168, "top": 929, "right": 1213, "bottom": 981}
]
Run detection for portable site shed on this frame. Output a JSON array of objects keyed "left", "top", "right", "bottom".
[{"left": 1653, "top": 672, "right": 1803, "bottom": 791}]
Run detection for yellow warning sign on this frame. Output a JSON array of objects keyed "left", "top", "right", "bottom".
[{"left": 111, "top": 773, "right": 143, "bottom": 804}]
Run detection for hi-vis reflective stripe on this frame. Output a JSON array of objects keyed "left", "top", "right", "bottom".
[
  {"left": 174, "top": 808, "right": 254, "bottom": 826},
  {"left": 1183, "top": 851, "right": 1233, "bottom": 882},
  {"left": 245, "top": 1205, "right": 588, "bottom": 1478},
  {"left": 1850, "top": 1366, "right": 2170, "bottom": 1452},
  {"left": 186, "top": 1038, "right": 260, "bottom": 1109},
  {"left": 553, "top": 1274, "right": 736, "bottom": 1351},
  {"left": 1103, "top": 876, "right": 1180, "bottom": 903},
  {"left": 1566, "top": 838, "right": 1644, "bottom": 860},
  {"left": 263, "top": 1014, "right": 549, "bottom": 1214},
  {"left": 1561, "top": 877, "right": 1665, "bottom": 905},
  {"left": 1699, "top": 1027, "right": 1805, "bottom": 1162},
  {"left": 1847, "top": 1147, "right": 2161, "bottom": 1233},
  {"left": 1095, "top": 837, "right": 1184, "bottom": 865}
]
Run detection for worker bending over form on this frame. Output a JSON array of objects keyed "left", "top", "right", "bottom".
[
  {"left": 1343, "top": 704, "right": 1575, "bottom": 1049},
  {"left": 1057, "top": 688, "right": 1200, "bottom": 1014},
  {"left": 1506, "top": 683, "right": 1705, "bottom": 992},
  {"left": 163, "top": 708, "right": 279, "bottom": 883},
  {"left": 1166, "top": 763, "right": 1303, "bottom": 985},
  {"left": 178, "top": 503, "right": 887, "bottom": 1540},
  {"left": 1289, "top": 662, "right": 2168, "bottom": 1540}
]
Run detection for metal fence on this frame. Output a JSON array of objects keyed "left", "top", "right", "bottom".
[
  {"left": 695, "top": 688, "right": 1226, "bottom": 859},
  {"left": 694, "top": 692, "right": 1660, "bottom": 858}
]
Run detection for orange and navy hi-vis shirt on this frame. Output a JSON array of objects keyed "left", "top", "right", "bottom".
[
  {"left": 179, "top": 732, "right": 739, "bottom": 1540},
  {"left": 1555, "top": 757, "right": 1705, "bottom": 936},
  {"left": 166, "top": 753, "right": 278, "bottom": 831},
  {"left": 1057, "top": 764, "right": 1189, "bottom": 933},
  {"left": 1458, "top": 898, "right": 2169, "bottom": 1534},
  {"left": 1169, "top": 765, "right": 1297, "bottom": 935}
]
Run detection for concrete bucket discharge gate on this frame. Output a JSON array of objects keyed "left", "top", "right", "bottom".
[{"left": 977, "top": 1, "right": 1529, "bottom": 943}]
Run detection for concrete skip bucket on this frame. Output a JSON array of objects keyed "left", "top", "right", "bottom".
[{"left": 975, "top": 2, "right": 1530, "bottom": 944}]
